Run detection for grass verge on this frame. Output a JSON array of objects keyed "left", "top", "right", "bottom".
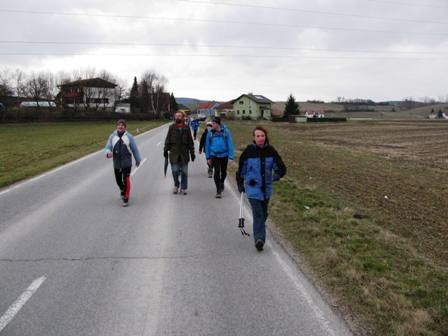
[
  {"left": 226, "top": 120, "right": 448, "bottom": 336},
  {"left": 0, "top": 121, "right": 165, "bottom": 188}
]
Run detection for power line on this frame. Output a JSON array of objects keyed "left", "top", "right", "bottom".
[
  {"left": 0, "top": 40, "right": 446, "bottom": 55},
  {"left": 365, "top": 0, "right": 448, "bottom": 9},
  {"left": 176, "top": 0, "right": 448, "bottom": 25},
  {"left": 0, "top": 9, "right": 447, "bottom": 36},
  {"left": 0, "top": 52, "right": 444, "bottom": 60}
]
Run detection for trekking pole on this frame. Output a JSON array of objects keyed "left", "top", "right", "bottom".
[{"left": 238, "top": 192, "right": 250, "bottom": 237}]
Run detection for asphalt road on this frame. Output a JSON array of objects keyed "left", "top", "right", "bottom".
[{"left": 0, "top": 124, "right": 352, "bottom": 336}]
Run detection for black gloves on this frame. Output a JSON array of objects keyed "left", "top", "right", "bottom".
[
  {"left": 163, "top": 150, "right": 168, "bottom": 158},
  {"left": 191, "top": 153, "right": 196, "bottom": 162}
]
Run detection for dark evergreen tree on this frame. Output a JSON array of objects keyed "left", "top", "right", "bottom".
[
  {"left": 284, "top": 94, "right": 299, "bottom": 119},
  {"left": 141, "top": 80, "right": 150, "bottom": 114},
  {"left": 129, "top": 76, "right": 139, "bottom": 112},
  {"left": 170, "top": 93, "right": 178, "bottom": 112}
]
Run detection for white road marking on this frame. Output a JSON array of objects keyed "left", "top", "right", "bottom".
[
  {"left": 227, "top": 181, "right": 337, "bottom": 336},
  {"left": 0, "top": 124, "right": 167, "bottom": 197},
  {"left": 156, "top": 141, "right": 162, "bottom": 147},
  {"left": 131, "top": 158, "right": 147, "bottom": 177},
  {"left": 0, "top": 276, "right": 47, "bottom": 333},
  {"left": 271, "top": 250, "right": 337, "bottom": 336}
]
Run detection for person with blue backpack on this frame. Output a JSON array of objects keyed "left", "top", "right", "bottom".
[
  {"left": 236, "top": 126, "right": 287, "bottom": 251},
  {"left": 206, "top": 116, "right": 234, "bottom": 198}
]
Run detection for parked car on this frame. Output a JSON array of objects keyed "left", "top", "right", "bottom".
[
  {"left": 19, "top": 101, "right": 56, "bottom": 108},
  {"left": 115, "top": 103, "right": 131, "bottom": 113}
]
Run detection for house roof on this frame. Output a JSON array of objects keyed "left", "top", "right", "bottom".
[
  {"left": 216, "top": 101, "right": 233, "bottom": 110},
  {"left": 234, "top": 93, "right": 272, "bottom": 104},
  {"left": 197, "top": 101, "right": 216, "bottom": 109},
  {"left": 59, "top": 78, "right": 117, "bottom": 88}
]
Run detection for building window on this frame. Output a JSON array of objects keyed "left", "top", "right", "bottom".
[
  {"left": 237, "top": 110, "right": 240, "bottom": 114},
  {"left": 249, "top": 110, "right": 252, "bottom": 114},
  {"left": 243, "top": 110, "right": 245, "bottom": 114},
  {"left": 239, "top": 101, "right": 244, "bottom": 105}
]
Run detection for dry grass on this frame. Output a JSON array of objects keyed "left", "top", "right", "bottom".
[{"left": 226, "top": 120, "right": 448, "bottom": 335}]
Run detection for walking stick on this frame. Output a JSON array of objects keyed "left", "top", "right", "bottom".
[{"left": 238, "top": 192, "right": 250, "bottom": 237}]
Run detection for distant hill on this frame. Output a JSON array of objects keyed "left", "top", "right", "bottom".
[{"left": 176, "top": 97, "right": 223, "bottom": 111}]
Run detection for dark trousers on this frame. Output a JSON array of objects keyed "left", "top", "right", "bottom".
[
  {"left": 211, "top": 156, "right": 228, "bottom": 192},
  {"left": 193, "top": 129, "right": 198, "bottom": 140},
  {"left": 114, "top": 166, "right": 132, "bottom": 199},
  {"left": 249, "top": 198, "right": 269, "bottom": 242}
]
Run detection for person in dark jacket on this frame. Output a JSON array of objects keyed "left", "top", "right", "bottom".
[
  {"left": 206, "top": 116, "right": 234, "bottom": 198},
  {"left": 164, "top": 111, "right": 195, "bottom": 195},
  {"left": 104, "top": 119, "right": 141, "bottom": 207},
  {"left": 236, "top": 126, "right": 286, "bottom": 251},
  {"left": 199, "top": 121, "right": 213, "bottom": 178}
]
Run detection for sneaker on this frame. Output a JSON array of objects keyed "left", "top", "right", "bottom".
[
  {"left": 122, "top": 198, "right": 129, "bottom": 207},
  {"left": 120, "top": 191, "right": 125, "bottom": 200},
  {"left": 255, "top": 240, "right": 264, "bottom": 252},
  {"left": 180, "top": 189, "right": 187, "bottom": 195},
  {"left": 215, "top": 190, "right": 222, "bottom": 199},
  {"left": 208, "top": 172, "right": 213, "bottom": 178},
  {"left": 173, "top": 187, "right": 179, "bottom": 194}
]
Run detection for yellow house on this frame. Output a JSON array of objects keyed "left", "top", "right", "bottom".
[{"left": 232, "top": 93, "right": 272, "bottom": 120}]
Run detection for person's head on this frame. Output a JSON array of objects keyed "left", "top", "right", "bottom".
[
  {"left": 174, "top": 111, "right": 185, "bottom": 124},
  {"left": 206, "top": 121, "right": 213, "bottom": 130},
  {"left": 253, "top": 126, "right": 268, "bottom": 147},
  {"left": 116, "top": 119, "right": 127, "bottom": 133},
  {"left": 212, "top": 116, "right": 221, "bottom": 130}
]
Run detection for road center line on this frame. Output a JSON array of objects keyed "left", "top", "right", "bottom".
[
  {"left": 0, "top": 276, "right": 47, "bottom": 333},
  {"left": 131, "top": 158, "right": 147, "bottom": 177}
]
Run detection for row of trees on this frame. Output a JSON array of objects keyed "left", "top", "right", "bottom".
[{"left": 0, "top": 67, "right": 176, "bottom": 118}]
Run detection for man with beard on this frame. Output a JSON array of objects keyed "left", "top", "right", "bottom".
[{"left": 164, "top": 111, "right": 195, "bottom": 195}]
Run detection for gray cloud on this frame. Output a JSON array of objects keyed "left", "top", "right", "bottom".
[{"left": 0, "top": 0, "right": 447, "bottom": 101}]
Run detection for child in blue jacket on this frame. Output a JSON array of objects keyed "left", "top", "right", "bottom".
[{"left": 236, "top": 126, "right": 286, "bottom": 251}]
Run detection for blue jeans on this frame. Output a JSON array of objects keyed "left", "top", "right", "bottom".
[
  {"left": 171, "top": 163, "right": 188, "bottom": 190},
  {"left": 249, "top": 198, "right": 269, "bottom": 242}
]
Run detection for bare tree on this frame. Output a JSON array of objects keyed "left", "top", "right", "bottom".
[
  {"left": 0, "top": 69, "right": 14, "bottom": 97},
  {"left": 25, "top": 72, "right": 50, "bottom": 108}
]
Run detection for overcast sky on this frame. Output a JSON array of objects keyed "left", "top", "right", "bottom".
[{"left": 1, "top": 0, "right": 447, "bottom": 102}]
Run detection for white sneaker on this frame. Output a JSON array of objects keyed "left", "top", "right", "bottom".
[
  {"left": 173, "top": 187, "right": 179, "bottom": 194},
  {"left": 180, "top": 189, "right": 187, "bottom": 195}
]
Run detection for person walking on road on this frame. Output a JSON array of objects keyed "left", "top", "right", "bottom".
[
  {"left": 105, "top": 119, "right": 141, "bottom": 207},
  {"left": 199, "top": 121, "right": 214, "bottom": 178},
  {"left": 206, "top": 116, "right": 234, "bottom": 198},
  {"left": 191, "top": 118, "right": 200, "bottom": 140},
  {"left": 236, "top": 126, "right": 287, "bottom": 251},
  {"left": 164, "top": 111, "right": 195, "bottom": 195}
]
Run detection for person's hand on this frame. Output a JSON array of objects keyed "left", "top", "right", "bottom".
[
  {"left": 199, "top": 150, "right": 202, "bottom": 155},
  {"left": 272, "top": 173, "right": 280, "bottom": 182},
  {"left": 163, "top": 150, "right": 168, "bottom": 158},
  {"left": 229, "top": 159, "right": 235, "bottom": 167},
  {"left": 136, "top": 161, "right": 141, "bottom": 167},
  {"left": 207, "top": 159, "right": 212, "bottom": 166},
  {"left": 191, "top": 153, "right": 196, "bottom": 162},
  {"left": 106, "top": 152, "right": 112, "bottom": 158}
]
